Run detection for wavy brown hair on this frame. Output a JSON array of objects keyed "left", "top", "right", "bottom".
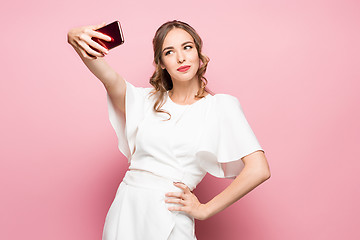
[{"left": 149, "top": 20, "right": 211, "bottom": 119}]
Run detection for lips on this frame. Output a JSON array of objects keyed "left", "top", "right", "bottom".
[{"left": 177, "top": 65, "right": 191, "bottom": 72}]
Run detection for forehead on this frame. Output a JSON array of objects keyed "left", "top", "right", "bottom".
[{"left": 162, "top": 28, "right": 194, "bottom": 49}]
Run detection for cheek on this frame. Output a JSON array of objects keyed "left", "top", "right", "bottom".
[
  {"left": 163, "top": 56, "right": 177, "bottom": 67},
  {"left": 161, "top": 59, "right": 172, "bottom": 70},
  {"left": 192, "top": 56, "right": 200, "bottom": 68},
  {"left": 190, "top": 52, "right": 200, "bottom": 64}
]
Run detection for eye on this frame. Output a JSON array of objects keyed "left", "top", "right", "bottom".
[
  {"left": 184, "top": 45, "right": 193, "bottom": 50},
  {"left": 164, "top": 50, "right": 173, "bottom": 56}
]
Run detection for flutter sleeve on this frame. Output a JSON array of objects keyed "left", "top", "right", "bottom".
[
  {"left": 196, "top": 94, "right": 264, "bottom": 178},
  {"left": 107, "top": 80, "right": 151, "bottom": 162}
]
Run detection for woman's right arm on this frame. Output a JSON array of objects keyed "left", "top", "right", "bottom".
[{"left": 67, "top": 22, "right": 126, "bottom": 114}]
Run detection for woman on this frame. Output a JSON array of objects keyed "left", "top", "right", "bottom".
[{"left": 67, "top": 20, "right": 271, "bottom": 240}]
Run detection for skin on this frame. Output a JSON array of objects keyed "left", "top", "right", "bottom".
[
  {"left": 67, "top": 22, "right": 127, "bottom": 114},
  {"left": 160, "top": 28, "right": 207, "bottom": 104},
  {"left": 67, "top": 23, "right": 271, "bottom": 221}
]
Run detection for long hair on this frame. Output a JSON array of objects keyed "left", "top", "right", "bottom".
[{"left": 149, "top": 20, "right": 211, "bottom": 119}]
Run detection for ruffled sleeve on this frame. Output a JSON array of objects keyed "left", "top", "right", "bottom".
[
  {"left": 196, "top": 94, "right": 264, "bottom": 178},
  {"left": 107, "top": 80, "right": 152, "bottom": 162}
]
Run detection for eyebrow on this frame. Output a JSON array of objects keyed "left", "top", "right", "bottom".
[{"left": 162, "top": 41, "right": 194, "bottom": 53}]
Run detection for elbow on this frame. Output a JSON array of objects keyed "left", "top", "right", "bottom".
[
  {"left": 262, "top": 168, "right": 271, "bottom": 181},
  {"left": 257, "top": 166, "right": 271, "bottom": 182},
  {"left": 244, "top": 165, "right": 271, "bottom": 183},
  {"left": 260, "top": 155, "right": 271, "bottom": 181},
  {"left": 242, "top": 150, "right": 271, "bottom": 182}
]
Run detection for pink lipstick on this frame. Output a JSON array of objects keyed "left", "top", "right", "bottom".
[{"left": 177, "top": 65, "right": 191, "bottom": 72}]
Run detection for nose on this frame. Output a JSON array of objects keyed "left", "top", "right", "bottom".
[{"left": 177, "top": 51, "right": 185, "bottom": 64}]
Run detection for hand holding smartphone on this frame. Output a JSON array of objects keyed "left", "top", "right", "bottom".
[{"left": 89, "top": 21, "right": 124, "bottom": 56}]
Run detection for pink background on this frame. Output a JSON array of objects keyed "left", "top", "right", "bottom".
[{"left": 1, "top": 0, "right": 359, "bottom": 239}]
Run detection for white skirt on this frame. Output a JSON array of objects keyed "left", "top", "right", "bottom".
[{"left": 102, "top": 170, "right": 197, "bottom": 240}]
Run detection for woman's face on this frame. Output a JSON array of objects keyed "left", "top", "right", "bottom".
[{"left": 160, "top": 28, "right": 200, "bottom": 84}]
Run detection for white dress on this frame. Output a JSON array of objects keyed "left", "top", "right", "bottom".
[{"left": 102, "top": 80, "right": 264, "bottom": 240}]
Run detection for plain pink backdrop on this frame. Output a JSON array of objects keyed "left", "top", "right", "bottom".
[{"left": 1, "top": 0, "right": 359, "bottom": 239}]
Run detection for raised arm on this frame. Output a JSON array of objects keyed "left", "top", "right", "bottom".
[{"left": 67, "top": 22, "right": 126, "bottom": 114}]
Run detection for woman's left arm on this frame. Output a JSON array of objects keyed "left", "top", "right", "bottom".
[
  {"left": 165, "top": 150, "right": 271, "bottom": 220},
  {"left": 202, "top": 150, "right": 270, "bottom": 219}
]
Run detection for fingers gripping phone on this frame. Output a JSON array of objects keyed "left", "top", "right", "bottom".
[{"left": 89, "top": 21, "right": 124, "bottom": 56}]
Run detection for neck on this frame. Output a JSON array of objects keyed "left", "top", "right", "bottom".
[{"left": 169, "top": 79, "right": 201, "bottom": 104}]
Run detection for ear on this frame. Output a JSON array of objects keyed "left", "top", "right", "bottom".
[{"left": 158, "top": 59, "right": 166, "bottom": 70}]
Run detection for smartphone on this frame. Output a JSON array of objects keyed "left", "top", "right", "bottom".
[{"left": 89, "top": 21, "right": 124, "bottom": 55}]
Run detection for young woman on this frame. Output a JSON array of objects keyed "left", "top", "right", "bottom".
[{"left": 67, "top": 20, "right": 271, "bottom": 240}]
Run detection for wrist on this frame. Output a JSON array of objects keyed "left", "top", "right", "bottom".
[{"left": 200, "top": 203, "right": 212, "bottom": 220}]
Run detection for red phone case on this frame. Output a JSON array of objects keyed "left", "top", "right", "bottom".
[{"left": 89, "top": 21, "right": 124, "bottom": 55}]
